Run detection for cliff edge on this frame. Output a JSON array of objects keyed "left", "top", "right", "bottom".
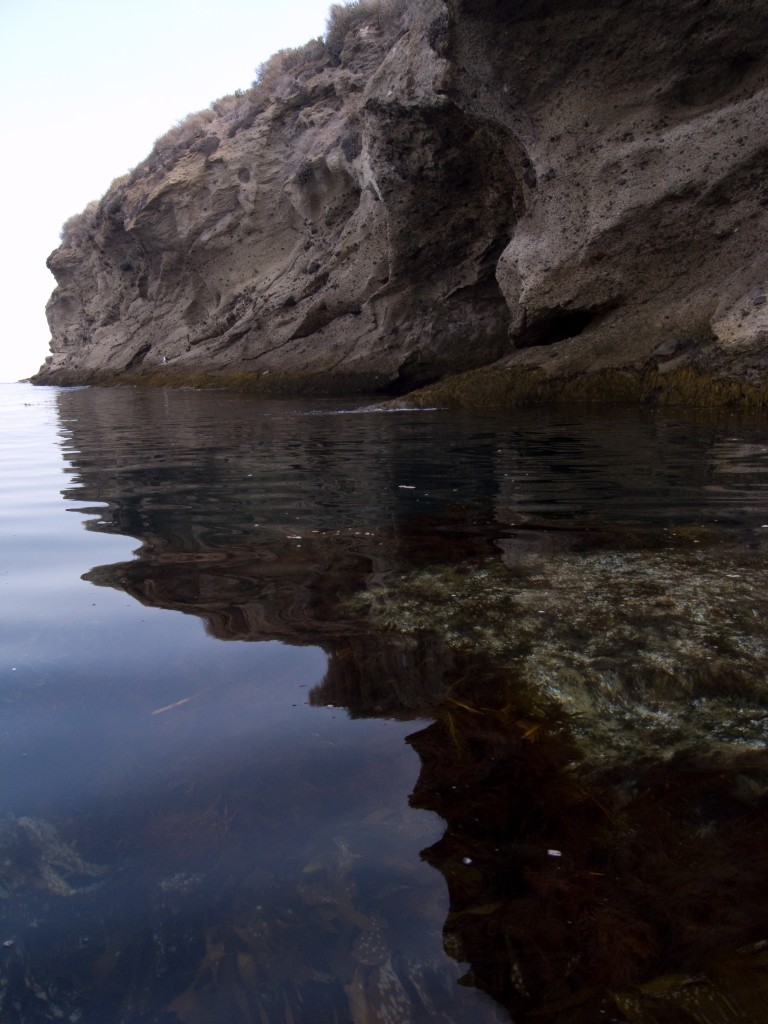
[{"left": 33, "top": 0, "right": 768, "bottom": 398}]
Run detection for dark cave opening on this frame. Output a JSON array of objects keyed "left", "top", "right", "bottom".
[{"left": 515, "top": 306, "right": 609, "bottom": 349}]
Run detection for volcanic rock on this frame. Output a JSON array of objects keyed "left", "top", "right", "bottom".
[{"left": 34, "top": 0, "right": 768, "bottom": 395}]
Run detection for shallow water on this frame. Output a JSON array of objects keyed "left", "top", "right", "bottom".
[{"left": 1, "top": 382, "right": 768, "bottom": 1023}]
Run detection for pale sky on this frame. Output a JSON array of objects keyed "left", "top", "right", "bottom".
[{"left": 0, "top": 0, "right": 333, "bottom": 382}]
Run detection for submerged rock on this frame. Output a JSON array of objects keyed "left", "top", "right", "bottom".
[
  {"left": 33, "top": 0, "right": 768, "bottom": 397},
  {"left": 351, "top": 539, "right": 768, "bottom": 763},
  {"left": 0, "top": 816, "right": 109, "bottom": 898}
]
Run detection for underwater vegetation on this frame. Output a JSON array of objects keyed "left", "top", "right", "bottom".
[{"left": 404, "top": 655, "right": 768, "bottom": 1022}]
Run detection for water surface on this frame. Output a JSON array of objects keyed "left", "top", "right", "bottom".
[{"left": 2, "top": 382, "right": 768, "bottom": 1023}]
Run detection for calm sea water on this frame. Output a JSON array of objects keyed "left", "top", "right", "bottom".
[{"left": 2, "top": 381, "right": 768, "bottom": 1023}]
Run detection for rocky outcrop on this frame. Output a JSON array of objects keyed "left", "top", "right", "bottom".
[{"left": 34, "top": 0, "right": 768, "bottom": 395}]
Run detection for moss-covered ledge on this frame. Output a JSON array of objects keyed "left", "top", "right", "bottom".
[
  {"left": 30, "top": 366, "right": 393, "bottom": 397},
  {"left": 31, "top": 362, "right": 768, "bottom": 411},
  {"left": 401, "top": 365, "right": 768, "bottom": 411}
]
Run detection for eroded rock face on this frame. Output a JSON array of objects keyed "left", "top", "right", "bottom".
[
  {"left": 456, "top": 0, "right": 768, "bottom": 382},
  {"left": 34, "top": 0, "right": 768, "bottom": 391}
]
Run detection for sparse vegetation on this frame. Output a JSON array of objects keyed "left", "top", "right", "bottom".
[
  {"left": 325, "top": 0, "right": 407, "bottom": 61},
  {"left": 209, "top": 89, "right": 245, "bottom": 118},
  {"left": 59, "top": 201, "right": 99, "bottom": 247},
  {"left": 150, "top": 109, "right": 216, "bottom": 162},
  {"left": 98, "top": 0, "right": 408, "bottom": 191},
  {"left": 252, "top": 38, "right": 326, "bottom": 91},
  {"left": 107, "top": 173, "right": 130, "bottom": 192},
  {"left": 121, "top": 108, "right": 222, "bottom": 183}
]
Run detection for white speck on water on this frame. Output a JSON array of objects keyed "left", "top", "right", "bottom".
[
  {"left": 547, "top": 849, "right": 562, "bottom": 857},
  {"left": 462, "top": 857, "right": 473, "bottom": 865}
]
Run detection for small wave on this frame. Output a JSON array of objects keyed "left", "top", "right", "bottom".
[{"left": 307, "top": 404, "right": 440, "bottom": 416}]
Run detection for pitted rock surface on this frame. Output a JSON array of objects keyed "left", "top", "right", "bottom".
[{"left": 34, "top": 0, "right": 768, "bottom": 392}]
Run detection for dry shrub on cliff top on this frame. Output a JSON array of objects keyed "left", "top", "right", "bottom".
[
  {"left": 60, "top": 201, "right": 99, "bottom": 247},
  {"left": 124, "top": 108, "right": 218, "bottom": 184},
  {"left": 252, "top": 38, "right": 326, "bottom": 91},
  {"left": 209, "top": 89, "right": 246, "bottom": 118},
  {"left": 150, "top": 109, "right": 216, "bottom": 162},
  {"left": 325, "top": 0, "right": 408, "bottom": 60},
  {"left": 107, "top": 173, "right": 130, "bottom": 192}
]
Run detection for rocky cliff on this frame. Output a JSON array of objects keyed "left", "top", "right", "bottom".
[{"left": 34, "top": 0, "right": 768, "bottom": 399}]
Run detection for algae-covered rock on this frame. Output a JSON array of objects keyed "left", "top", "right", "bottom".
[{"left": 350, "top": 539, "right": 768, "bottom": 763}]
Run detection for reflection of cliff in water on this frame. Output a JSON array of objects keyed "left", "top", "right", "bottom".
[
  {"left": 55, "top": 387, "right": 768, "bottom": 1021},
  {"left": 404, "top": 658, "right": 768, "bottom": 1022}
]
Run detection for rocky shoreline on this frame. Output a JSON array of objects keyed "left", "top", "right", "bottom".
[{"left": 33, "top": 0, "right": 768, "bottom": 406}]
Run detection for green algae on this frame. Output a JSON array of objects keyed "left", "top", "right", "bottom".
[
  {"left": 33, "top": 366, "right": 391, "bottom": 397},
  {"left": 406, "top": 365, "right": 768, "bottom": 411},
  {"left": 346, "top": 541, "right": 768, "bottom": 764},
  {"left": 33, "top": 360, "right": 768, "bottom": 411}
]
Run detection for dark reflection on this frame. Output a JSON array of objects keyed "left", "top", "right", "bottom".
[
  {"left": 407, "top": 659, "right": 768, "bottom": 1022},
  {"left": 5, "top": 386, "right": 768, "bottom": 1023}
]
